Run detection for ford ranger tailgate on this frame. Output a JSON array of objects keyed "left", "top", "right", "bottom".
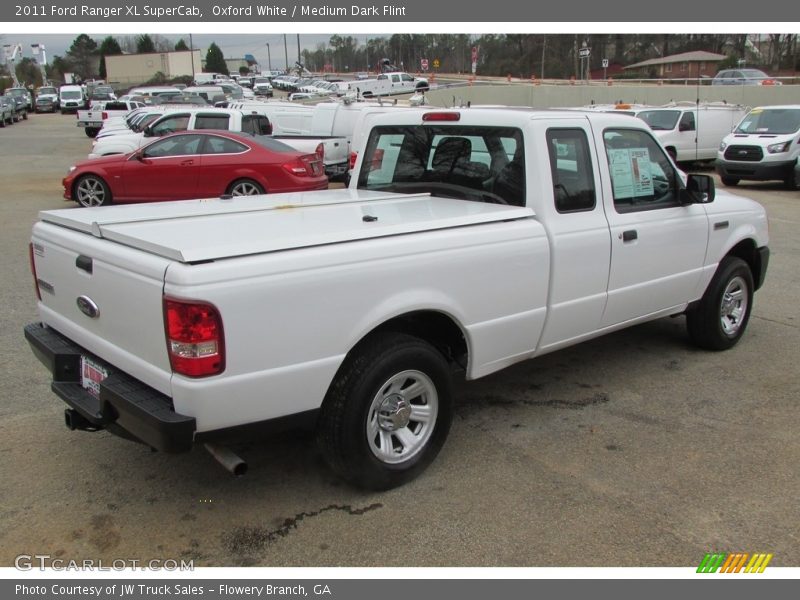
[
  {"left": 31, "top": 222, "right": 174, "bottom": 395},
  {"left": 39, "top": 189, "right": 534, "bottom": 263}
]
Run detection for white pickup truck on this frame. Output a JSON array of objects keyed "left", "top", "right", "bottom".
[
  {"left": 88, "top": 107, "right": 349, "bottom": 180},
  {"left": 77, "top": 100, "right": 146, "bottom": 138},
  {"left": 25, "top": 108, "right": 769, "bottom": 490},
  {"left": 348, "top": 71, "right": 429, "bottom": 98}
]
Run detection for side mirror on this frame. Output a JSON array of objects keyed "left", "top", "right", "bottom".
[
  {"left": 680, "top": 173, "right": 715, "bottom": 204},
  {"left": 143, "top": 125, "right": 153, "bottom": 138}
]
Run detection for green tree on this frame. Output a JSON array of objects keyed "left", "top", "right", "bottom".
[
  {"left": 15, "top": 57, "right": 43, "bottom": 87},
  {"left": 205, "top": 43, "right": 229, "bottom": 75},
  {"left": 98, "top": 36, "right": 122, "bottom": 80},
  {"left": 66, "top": 34, "right": 98, "bottom": 80},
  {"left": 175, "top": 39, "right": 189, "bottom": 51},
  {"left": 136, "top": 34, "right": 156, "bottom": 54}
]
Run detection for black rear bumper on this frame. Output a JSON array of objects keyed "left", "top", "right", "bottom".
[{"left": 24, "top": 322, "right": 195, "bottom": 453}]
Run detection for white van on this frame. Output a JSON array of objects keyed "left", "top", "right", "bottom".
[
  {"left": 126, "top": 86, "right": 182, "bottom": 104},
  {"left": 635, "top": 102, "right": 748, "bottom": 163},
  {"left": 58, "top": 85, "right": 86, "bottom": 113},
  {"left": 716, "top": 105, "right": 800, "bottom": 189}
]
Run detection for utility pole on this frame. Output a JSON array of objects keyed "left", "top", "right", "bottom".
[
  {"left": 283, "top": 34, "right": 288, "bottom": 72},
  {"left": 189, "top": 33, "right": 196, "bottom": 80},
  {"left": 296, "top": 34, "right": 301, "bottom": 67},
  {"left": 266, "top": 42, "right": 271, "bottom": 72}
]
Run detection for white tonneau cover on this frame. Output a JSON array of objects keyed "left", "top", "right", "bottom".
[{"left": 40, "top": 189, "right": 534, "bottom": 263}]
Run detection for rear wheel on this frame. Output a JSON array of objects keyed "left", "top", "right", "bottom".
[
  {"left": 74, "top": 175, "right": 112, "bottom": 207},
  {"left": 227, "top": 179, "right": 264, "bottom": 196},
  {"left": 687, "top": 256, "right": 753, "bottom": 350},
  {"left": 784, "top": 172, "right": 798, "bottom": 191},
  {"left": 316, "top": 332, "right": 453, "bottom": 490},
  {"left": 720, "top": 176, "right": 739, "bottom": 187},
  {"left": 85, "top": 127, "right": 100, "bottom": 138}
]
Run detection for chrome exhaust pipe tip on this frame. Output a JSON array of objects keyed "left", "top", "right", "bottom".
[{"left": 204, "top": 443, "right": 248, "bottom": 477}]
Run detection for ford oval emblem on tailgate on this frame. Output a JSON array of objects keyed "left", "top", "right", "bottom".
[{"left": 76, "top": 296, "right": 100, "bottom": 319}]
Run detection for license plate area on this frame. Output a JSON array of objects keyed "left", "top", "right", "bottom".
[{"left": 81, "top": 355, "right": 108, "bottom": 398}]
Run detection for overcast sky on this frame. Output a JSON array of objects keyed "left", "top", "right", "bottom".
[{"left": 2, "top": 33, "right": 387, "bottom": 70}]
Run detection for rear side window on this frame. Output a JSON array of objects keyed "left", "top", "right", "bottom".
[
  {"left": 603, "top": 128, "right": 680, "bottom": 212},
  {"left": 195, "top": 114, "right": 230, "bottom": 130},
  {"left": 242, "top": 115, "right": 272, "bottom": 135},
  {"left": 546, "top": 128, "right": 596, "bottom": 213},
  {"left": 203, "top": 136, "right": 248, "bottom": 154}
]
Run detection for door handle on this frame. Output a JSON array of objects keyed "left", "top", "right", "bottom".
[
  {"left": 621, "top": 230, "right": 638, "bottom": 242},
  {"left": 180, "top": 159, "right": 194, "bottom": 166}
]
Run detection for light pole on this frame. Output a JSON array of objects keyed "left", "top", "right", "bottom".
[
  {"left": 283, "top": 34, "right": 288, "bottom": 72},
  {"left": 266, "top": 42, "right": 271, "bottom": 72},
  {"left": 189, "top": 33, "right": 196, "bottom": 80}
]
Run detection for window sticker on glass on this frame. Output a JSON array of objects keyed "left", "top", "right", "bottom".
[{"left": 607, "top": 147, "right": 655, "bottom": 199}]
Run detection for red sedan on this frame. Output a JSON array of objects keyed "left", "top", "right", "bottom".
[{"left": 63, "top": 130, "right": 328, "bottom": 207}]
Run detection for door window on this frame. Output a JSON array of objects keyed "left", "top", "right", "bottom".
[
  {"left": 142, "top": 134, "right": 203, "bottom": 158},
  {"left": 603, "top": 129, "right": 680, "bottom": 212}
]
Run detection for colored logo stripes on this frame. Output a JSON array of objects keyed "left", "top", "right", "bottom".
[{"left": 697, "top": 553, "right": 773, "bottom": 573}]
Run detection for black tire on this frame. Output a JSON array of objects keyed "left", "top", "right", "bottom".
[
  {"left": 21, "top": 111, "right": 27, "bottom": 121},
  {"left": 784, "top": 172, "right": 798, "bottom": 191},
  {"left": 687, "top": 256, "right": 754, "bottom": 351},
  {"left": 74, "top": 175, "right": 112, "bottom": 207},
  {"left": 226, "top": 179, "right": 264, "bottom": 196},
  {"left": 720, "top": 176, "right": 739, "bottom": 187},
  {"left": 316, "top": 332, "right": 453, "bottom": 490},
  {"left": 85, "top": 127, "right": 100, "bottom": 138}
]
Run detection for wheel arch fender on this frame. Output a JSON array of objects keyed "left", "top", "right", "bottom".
[{"left": 335, "top": 299, "right": 472, "bottom": 385}]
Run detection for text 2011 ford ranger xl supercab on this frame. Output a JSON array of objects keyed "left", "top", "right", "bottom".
[{"left": 25, "top": 108, "right": 770, "bottom": 490}]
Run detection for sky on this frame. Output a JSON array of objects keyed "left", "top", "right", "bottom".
[{"left": 1, "top": 33, "right": 386, "bottom": 70}]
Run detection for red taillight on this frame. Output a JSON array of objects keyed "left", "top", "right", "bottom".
[
  {"left": 284, "top": 154, "right": 323, "bottom": 177},
  {"left": 761, "top": 79, "right": 777, "bottom": 86},
  {"left": 102, "top": 111, "right": 108, "bottom": 119},
  {"left": 315, "top": 142, "right": 324, "bottom": 161},
  {"left": 164, "top": 298, "right": 225, "bottom": 377},
  {"left": 29, "top": 242, "right": 41, "bottom": 301},
  {"left": 422, "top": 112, "right": 460, "bottom": 122},
  {"left": 349, "top": 151, "right": 358, "bottom": 170}
]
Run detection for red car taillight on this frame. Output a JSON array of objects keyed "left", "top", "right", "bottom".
[
  {"left": 283, "top": 154, "right": 323, "bottom": 177},
  {"left": 29, "top": 242, "right": 41, "bottom": 301},
  {"left": 164, "top": 298, "right": 225, "bottom": 378},
  {"left": 315, "top": 143, "right": 324, "bottom": 161},
  {"left": 102, "top": 111, "right": 108, "bottom": 119},
  {"left": 349, "top": 151, "right": 358, "bottom": 170}
]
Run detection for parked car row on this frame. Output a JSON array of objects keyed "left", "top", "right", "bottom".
[{"left": 0, "top": 88, "right": 31, "bottom": 126}]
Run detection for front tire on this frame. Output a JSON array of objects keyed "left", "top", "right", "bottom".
[
  {"left": 687, "top": 256, "right": 754, "bottom": 350},
  {"left": 316, "top": 333, "right": 453, "bottom": 490},
  {"left": 720, "top": 176, "right": 739, "bottom": 187},
  {"left": 74, "top": 175, "right": 112, "bottom": 207}
]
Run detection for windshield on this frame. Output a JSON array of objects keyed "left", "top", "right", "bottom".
[
  {"left": 637, "top": 110, "right": 681, "bottom": 131},
  {"left": 735, "top": 108, "right": 800, "bottom": 135},
  {"left": 61, "top": 91, "right": 82, "bottom": 99},
  {"left": 39, "top": 87, "right": 57, "bottom": 95}
]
